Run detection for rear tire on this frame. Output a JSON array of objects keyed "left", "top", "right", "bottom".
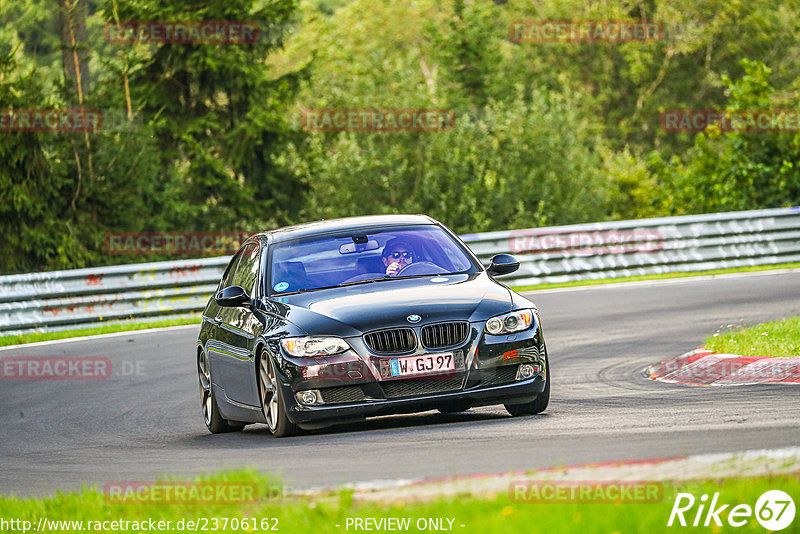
[
  {"left": 258, "top": 349, "right": 298, "bottom": 438},
  {"left": 198, "top": 351, "right": 245, "bottom": 434}
]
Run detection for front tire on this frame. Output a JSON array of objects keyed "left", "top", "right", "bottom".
[
  {"left": 198, "top": 350, "right": 245, "bottom": 434},
  {"left": 258, "top": 349, "right": 298, "bottom": 437},
  {"left": 504, "top": 355, "right": 550, "bottom": 416},
  {"left": 437, "top": 401, "right": 471, "bottom": 413}
]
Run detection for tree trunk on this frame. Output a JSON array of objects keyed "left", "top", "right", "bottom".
[{"left": 57, "top": 0, "right": 90, "bottom": 103}]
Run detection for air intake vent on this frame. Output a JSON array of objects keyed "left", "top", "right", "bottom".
[
  {"left": 421, "top": 322, "right": 469, "bottom": 349},
  {"left": 364, "top": 328, "right": 417, "bottom": 354},
  {"left": 381, "top": 376, "right": 464, "bottom": 399},
  {"left": 319, "top": 386, "right": 367, "bottom": 404},
  {"left": 479, "top": 365, "right": 519, "bottom": 387}
]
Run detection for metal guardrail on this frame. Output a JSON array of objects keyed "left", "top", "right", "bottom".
[
  {"left": 0, "top": 259, "right": 228, "bottom": 336},
  {"left": 463, "top": 206, "right": 800, "bottom": 286},
  {"left": 1, "top": 207, "right": 798, "bottom": 337}
]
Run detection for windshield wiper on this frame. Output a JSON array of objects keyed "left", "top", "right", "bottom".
[
  {"left": 335, "top": 276, "right": 393, "bottom": 287},
  {"left": 275, "top": 271, "right": 465, "bottom": 296},
  {"left": 275, "top": 284, "right": 344, "bottom": 296},
  {"left": 274, "top": 277, "right": 389, "bottom": 295},
  {"left": 394, "top": 270, "right": 469, "bottom": 280}
]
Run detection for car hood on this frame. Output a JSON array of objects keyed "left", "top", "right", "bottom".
[{"left": 272, "top": 272, "right": 513, "bottom": 337}]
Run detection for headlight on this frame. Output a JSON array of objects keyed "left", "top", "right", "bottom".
[
  {"left": 280, "top": 337, "right": 350, "bottom": 357},
  {"left": 484, "top": 309, "right": 533, "bottom": 335}
]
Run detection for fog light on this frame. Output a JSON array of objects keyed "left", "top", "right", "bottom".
[
  {"left": 295, "top": 390, "right": 324, "bottom": 406},
  {"left": 516, "top": 363, "right": 540, "bottom": 380}
]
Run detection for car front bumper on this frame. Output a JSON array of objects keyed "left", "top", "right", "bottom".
[
  {"left": 282, "top": 371, "right": 546, "bottom": 426},
  {"left": 275, "top": 319, "right": 548, "bottom": 426}
]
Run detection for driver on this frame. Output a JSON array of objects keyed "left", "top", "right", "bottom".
[{"left": 381, "top": 238, "right": 416, "bottom": 277}]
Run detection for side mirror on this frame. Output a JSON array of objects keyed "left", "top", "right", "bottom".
[
  {"left": 215, "top": 285, "right": 251, "bottom": 307},
  {"left": 486, "top": 254, "right": 520, "bottom": 276}
]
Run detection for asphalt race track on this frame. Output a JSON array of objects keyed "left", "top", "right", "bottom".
[{"left": 2, "top": 270, "right": 799, "bottom": 496}]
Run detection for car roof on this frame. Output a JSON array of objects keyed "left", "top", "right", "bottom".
[{"left": 255, "top": 214, "right": 439, "bottom": 244}]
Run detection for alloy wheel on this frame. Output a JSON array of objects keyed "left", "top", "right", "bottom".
[
  {"left": 198, "top": 350, "right": 212, "bottom": 426},
  {"left": 259, "top": 351, "right": 280, "bottom": 431}
]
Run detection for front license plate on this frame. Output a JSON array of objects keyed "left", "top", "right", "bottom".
[{"left": 390, "top": 353, "right": 455, "bottom": 377}]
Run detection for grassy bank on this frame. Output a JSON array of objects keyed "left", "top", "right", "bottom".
[
  {"left": 1, "top": 470, "right": 798, "bottom": 533},
  {"left": 0, "top": 317, "right": 202, "bottom": 348},
  {"left": 706, "top": 316, "right": 800, "bottom": 358}
]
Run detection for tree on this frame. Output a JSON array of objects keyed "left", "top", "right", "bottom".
[
  {"left": 663, "top": 60, "right": 800, "bottom": 214},
  {"left": 100, "top": 0, "right": 307, "bottom": 232},
  {"left": 0, "top": 0, "right": 306, "bottom": 272}
]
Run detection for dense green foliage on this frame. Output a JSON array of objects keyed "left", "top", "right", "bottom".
[
  {"left": 1, "top": 0, "right": 799, "bottom": 272},
  {"left": 1, "top": 0, "right": 304, "bottom": 272}
]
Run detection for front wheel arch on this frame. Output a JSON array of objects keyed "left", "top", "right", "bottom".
[
  {"left": 197, "top": 348, "right": 245, "bottom": 433},
  {"left": 504, "top": 352, "right": 550, "bottom": 416}
]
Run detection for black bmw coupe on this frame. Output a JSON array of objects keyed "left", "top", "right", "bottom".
[{"left": 197, "top": 215, "right": 549, "bottom": 436}]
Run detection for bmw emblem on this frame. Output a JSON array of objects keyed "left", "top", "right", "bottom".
[{"left": 407, "top": 314, "right": 421, "bottom": 323}]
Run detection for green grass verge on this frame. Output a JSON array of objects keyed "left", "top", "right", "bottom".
[
  {"left": 706, "top": 316, "right": 800, "bottom": 358},
  {"left": 512, "top": 262, "right": 800, "bottom": 292},
  {"left": 1, "top": 470, "right": 797, "bottom": 533},
  {"left": 0, "top": 317, "right": 202, "bottom": 348}
]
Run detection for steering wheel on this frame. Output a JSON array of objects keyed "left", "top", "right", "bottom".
[{"left": 396, "top": 261, "right": 447, "bottom": 276}]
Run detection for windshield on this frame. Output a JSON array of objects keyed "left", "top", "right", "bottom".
[{"left": 268, "top": 225, "right": 478, "bottom": 295}]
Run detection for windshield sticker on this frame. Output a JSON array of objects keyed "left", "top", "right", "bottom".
[{"left": 273, "top": 281, "right": 289, "bottom": 292}]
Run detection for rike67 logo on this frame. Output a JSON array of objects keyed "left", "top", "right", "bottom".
[{"left": 668, "top": 490, "right": 795, "bottom": 530}]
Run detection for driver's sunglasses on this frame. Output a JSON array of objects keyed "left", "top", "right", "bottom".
[{"left": 388, "top": 251, "right": 414, "bottom": 260}]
